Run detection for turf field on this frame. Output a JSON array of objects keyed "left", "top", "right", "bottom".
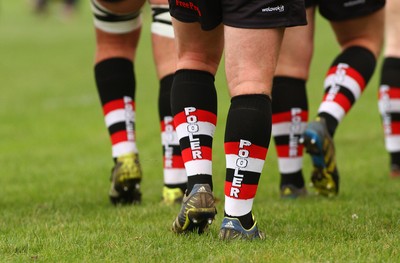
[{"left": 1, "top": 2, "right": 399, "bottom": 262}]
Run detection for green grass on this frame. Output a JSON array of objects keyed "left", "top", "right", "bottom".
[{"left": 1, "top": 2, "right": 399, "bottom": 262}]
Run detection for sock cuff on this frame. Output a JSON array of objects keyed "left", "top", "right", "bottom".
[
  {"left": 94, "top": 58, "right": 135, "bottom": 105},
  {"left": 171, "top": 69, "right": 217, "bottom": 116},
  {"left": 383, "top": 57, "right": 400, "bottom": 67},
  {"left": 230, "top": 94, "right": 271, "bottom": 110},
  {"left": 158, "top": 74, "right": 174, "bottom": 120},
  {"left": 160, "top": 74, "right": 174, "bottom": 92},
  {"left": 331, "top": 46, "right": 376, "bottom": 83},
  {"left": 273, "top": 76, "right": 306, "bottom": 88},
  {"left": 95, "top": 58, "right": 133, "bottom": 78},
  {"left": 174, "top": 69, "right": 215, "bottom": 82},
  {"left": 381, "top": 57, "right": 400, "bottom": 86},
  {"left": 226, "top": 94, "right": 272, "bottom": 147},
  {"left": 272, "top": 76, "right": 308, "bottom": 113}
]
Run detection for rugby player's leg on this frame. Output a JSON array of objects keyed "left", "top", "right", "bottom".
[
  {"left": 92, "top": 0, "right": 145, "bottom": 205},
  {"left": 170, "top": 20, "right": 223, "bottom": 234},
  {"left": 223, "top": 25, "right": 284, "bottom": 231},
  {"left": 321, "top": 8, "right": 384, "bottom": 136},
  {"left": 149, "top": 0, "right": 187, "bottom": 204},
  {"left": 272, "top": 7, "right": 316, "bottom": 198},
  {"left": 303, "top": 8, "right": 384, "bottom": 196},
  {"left": 377, "top": 0, "right": 400, "bottom": 178}
]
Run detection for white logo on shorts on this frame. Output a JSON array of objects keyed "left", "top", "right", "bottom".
[
  {"left": 262, "top": 5, "right": 285, "bottom": 13},
  {"left": 344, "top": 0, "right": 366, "bottom": 7}
]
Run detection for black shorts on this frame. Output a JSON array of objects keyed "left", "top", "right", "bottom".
[
  {"left": 169, "top": 0, "right": 307, "bottom": 31},
  {"left": 305, "top": 0, "right": 385, "bottom": 21}
]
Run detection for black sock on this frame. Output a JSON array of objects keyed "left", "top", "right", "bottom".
[
  {"left": 171, "top": 69, "right": 217, "bottom": 193},
  {"left": 272, "top": 76, "right": 308, "bottom": 188}
]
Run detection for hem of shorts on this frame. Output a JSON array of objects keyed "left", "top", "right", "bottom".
[
  {"left": 321, "top": 4, "right": 385, "bottom": 22},
  {"left": 223, "top": 21, "right": 307, "bottom": 29}
]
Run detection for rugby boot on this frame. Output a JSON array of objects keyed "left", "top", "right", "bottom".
[
  {"left": 301, "top": 117, "right": 339, "bottom": 197},
  {"left": 109, "top": 153, "right": 142, "bottom": 205},
  {"left": 280, "top": 184, "right": 308, "bottom": 199},
  {"left": 219, "top": 216, "right": 265, "bottom": 241},
  {"left": 162, "top": 186, "right": 184, "bottom": 205},
  {"left": 390, "top": 164, "right": 400, "bottom": 178},
  {"left": 172, "top": 184, "right": 216, "bottom": 234}
]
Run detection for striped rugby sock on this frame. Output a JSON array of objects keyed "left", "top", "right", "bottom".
[
  {"left": 317, "top": 46, "right": 376, "bottom": 137},
  {"left": 94, "top": 58, "right": 138, "bottom": 159},
  {"left": 171, "top": 69, "right": 217, "bottom": 193},
  {"left": 224, "top": 94, "right": 271, "bottom": 229}
]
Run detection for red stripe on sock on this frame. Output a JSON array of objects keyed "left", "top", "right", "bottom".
[
  {"left": 174, "top": 109, "right": 217, "bottom": 127},
  {"left": 327, "top": 66, "right": 366, "bottom": 90},
  {"left": 272, "top": 111, "right": 308, "bottom": 124},
  {"left": 103, "top": 99, "right": 135, "bottom": 115},
  {"left": 181, "top": 146, "right": 212, "bottom": 162},
  {"left": 111, "top": 130, "right": 129, "bottom": 145},
  {"left": 164, "top": 155, "right": 185, "bottom": 168},
  {"left": 224, "top": 182, "right": 258, "bottom": 199},
  {"left": 390, "top": 122, "right": 400, "bottom": 135},
  {"left": 224, "top": 142, "right": 267, "bottom": 160},
  {"left": 276, "top": 144, "right": 304, "bottom": 158},
  {"left": 323, "top": 92, "right": 352, "bottom": 113},
  {"left": 379, "top": 86, "right": 400, "bottom": 99},
  {"left": 160, "top": 117, "right": 175, "bottom": 132}
]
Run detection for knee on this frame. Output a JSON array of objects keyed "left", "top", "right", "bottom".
[
  {"left": 339, "top": 37, "right": 383, "bottom": 59},
  {"left": 91, "top": 0, "right": 144, "bottom": 34}
]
